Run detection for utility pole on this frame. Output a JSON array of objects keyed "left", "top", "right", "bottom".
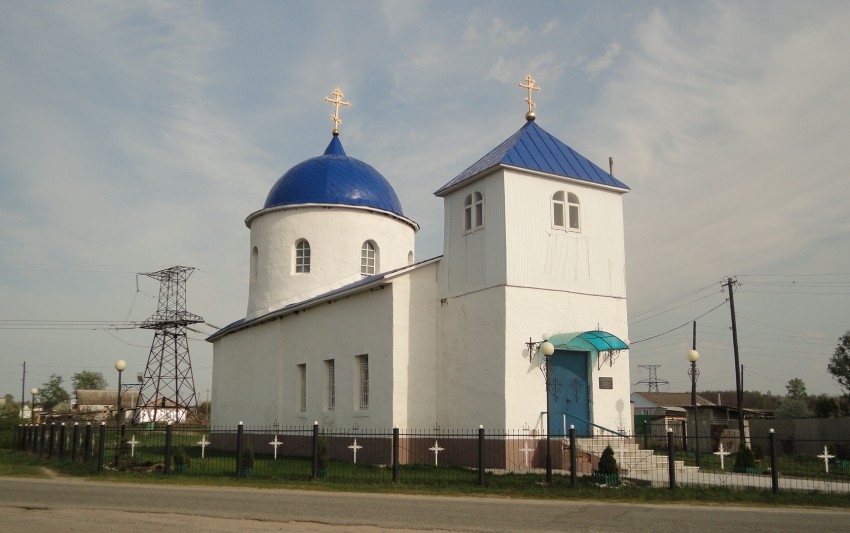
[
  {"left": 21, "top": 361, "right": 26, "bottom": 420},
  {"left": 726, "top": 277, "right": 746, "bottom": 445}
]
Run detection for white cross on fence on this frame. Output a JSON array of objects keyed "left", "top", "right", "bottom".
[
  {"left": 269, "top": 435, "right": 283, "bottom": 460},
  {"left": 519, "top": 442, "right": 534, "bottom": 468},
  {"left": 348, "top": 439, "right": 363, "bottom": 463},
  {"left": 818, "top": 446, "right": 835, "bottom": 473},
  {"left": 429, "top": 440, "right": 444, "bottom": 466},
  {"left": 197, "top": 435, "right": 210, "bottom": 458},
  {"left": 714, "top": 443, "right": 731, "bottom": 470},
  {"left": 126, "top": 435, "right": 139, "bottom": 458}
]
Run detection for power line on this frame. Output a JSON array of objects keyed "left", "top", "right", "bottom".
[{"left": 630, "top": 299, "right": 728, "bottom": 344}]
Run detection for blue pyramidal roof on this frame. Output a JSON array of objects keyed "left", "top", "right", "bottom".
[
  {"left": 434, "top": 121, "right": 629, "bottom": 196},
  {"left": 264, "top": 136, "right": 405, "bottom": 216}
]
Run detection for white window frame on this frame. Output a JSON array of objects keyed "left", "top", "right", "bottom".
[
  {"left": 356, "top": 355, "right": 369, "bottom": 410},
  {"left": 567, "top": 192, "right": 581, "bottom": 231},
  {"left": 464, "top": 191, "right": 484, "bottom": 233},
  {"left": 325, "top": 359, "right": 335, "bottom": 411},
  {"left": 552, "top": 191, "right": 566, "bottom": 229},
  {"left": 360, "top": 241, "right": 377, "bottom": 275},
  {"left": 297, "top": 363, "right": 307, "bottom": 412},
  {"left": 294, "top": 239, "right": 311, "bottom": 273}
]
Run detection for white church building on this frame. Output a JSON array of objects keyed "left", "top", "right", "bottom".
[{"left": 209, "top": 86, "right": 632, "bottom": 438}]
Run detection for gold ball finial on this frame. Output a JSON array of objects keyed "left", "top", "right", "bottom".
[
  {"left": 525, "top": 111, "right": 536, "bottom": 121},
  {"left": 332, "top": 129, "right": 340, "bottom": 136}
]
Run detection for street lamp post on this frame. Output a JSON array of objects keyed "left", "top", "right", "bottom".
[
  {"left": 539, "top": 341, "right": 556, "bottom": 484},
  {"left": 687, "top": 349, "right": 701, "bottom": 468},
  {"left": 114, "top": 360, "right": 127, "bottom": 467},
  {"left": 30, "top": 388, "right": 39, "bottom": 424}
]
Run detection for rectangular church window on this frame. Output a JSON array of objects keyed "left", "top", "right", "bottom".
[
  {"left": 356, "top": 355, "right": 369, "bottom": 409},
  {"left": 298, "top": 364, "right": 307, "bottom": 412},
  {"left": 326, "top": 359, "right": 335, "bottom": 411}
]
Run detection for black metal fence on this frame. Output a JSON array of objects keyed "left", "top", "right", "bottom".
[{"left": 14, "top": 422, "right": 850, "bottom": 493}]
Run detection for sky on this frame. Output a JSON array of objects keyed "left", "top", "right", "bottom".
[{"left": 2, "top": 1, "right": 850, "bottom": 407}]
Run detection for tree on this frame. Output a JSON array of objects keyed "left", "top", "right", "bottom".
[
  {"left": 827, "top": 331, "right": 850, "bottom": 394},
  {"left": 71, "top": 370, "right": 107, "bottom": 392},
  {"left": 775, "top": 397, "right": 814, "bottom": 419},
  {"left": 785, "top": 378, "right": 807, "bottom": 400},
  {"left": 39, "top": 374, "right": 70, "bottom": 411}
]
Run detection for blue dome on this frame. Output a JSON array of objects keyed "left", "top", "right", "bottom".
[{"left": 264, "top": 136, "right": 405, "bottom": 216}]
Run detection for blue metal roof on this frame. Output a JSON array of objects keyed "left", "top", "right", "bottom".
[
  {"left": 264, "top": 136, "right": 405, "bottom": 216},
  {"left": 434, "top": 121, "right": 629, "bottom": 196}
]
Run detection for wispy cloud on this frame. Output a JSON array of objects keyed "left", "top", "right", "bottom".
[{"left": 581, "top": 42, "right": 622, "bottom": 77}]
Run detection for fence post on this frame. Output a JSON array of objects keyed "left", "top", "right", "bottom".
[
  {"left": 569, "top": 425, "right": 577, "bottom": 488},
  {"left": 769, "top": 428, "right": 779, "bottom": 495},
  {"left": 478, "top": 425, "right": 485, "bottom": 487},
  {"left": 681, "top": 420, "right": 688, "bottom": 453},
  {"left": 392, "top": 427, "right": 400, "bottom": 483},
  {"left": 84, "top": 423, "right": 92, "bottom": 462},
  {"left": 97, "top": 422, "right": 106, "bottom": 472},
  {"left": 667, "top": 428, "right": 676, "bottom": 490},
  {"left": 48, "top": 423, "right": 56, "bottom": 458},
  {"left": 236, "top": 421, "right": 244, "bottom": 479},
  {"left": 164, "top": 422, "right": 173, "bottom": 475},
  {"left": 311, "top": 421, "right": 319, "bottom": 480},
  {"left": 39, "top": 423, "right": 46, "bottom": 456},
  {"left": 71, "top": 423, "right": 79, "bottom": 462},
  {"left": 643, "top": 420, "right": 648, "bottom": 449},
  {"left": 59, "top": 423, "right": 66, "bottom": 457}
]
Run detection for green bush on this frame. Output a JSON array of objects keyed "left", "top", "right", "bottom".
[
  {"left": 734, "top": 444, "right": 755, "bottom": 470},
  {"left": 598, "top": 446, "right": 619, "bottom": 475}
]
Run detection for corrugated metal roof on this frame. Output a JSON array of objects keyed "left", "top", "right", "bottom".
[
  {"left": 264, "top": 136, "right": 406, "bottom": 216},
  {"left": 632, "top": 392, "right": 715, "bottom": 408},
  {"left": 434, "top": 120, "right": 630, "bottom": 196}
]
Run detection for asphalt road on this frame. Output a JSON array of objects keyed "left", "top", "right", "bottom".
[{"left": 2, "top": 475, "right": 849, "bottom": 532}]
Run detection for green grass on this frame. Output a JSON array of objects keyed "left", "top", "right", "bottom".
[{"left": 3, "top": 448, "right": 850, "bottom": 509}]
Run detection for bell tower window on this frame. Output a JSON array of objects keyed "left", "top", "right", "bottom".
[
  {"left": 464, "top": 191, "right": 484, "bottom": 232},
  {"left": 568, "top": 192, "right": 580, "bottom": 230}
]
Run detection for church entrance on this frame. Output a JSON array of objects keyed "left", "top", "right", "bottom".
[{"left": 547, "top": 350, "right": 590, "bottom": 436}]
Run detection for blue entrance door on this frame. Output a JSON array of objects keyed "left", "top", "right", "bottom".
[{"left": 548, "top": 350, "right": 590, "bottom": 436}]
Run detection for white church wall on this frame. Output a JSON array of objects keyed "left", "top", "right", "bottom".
[
  {"left": 502, "top": 169, "right": 627, "bottom": 298},
  {"left": 436, "top": 285, "right": 508, "bottom": 429},
  {"left": 390, "top": 262, "right": 439, "bottom": 428},
  {"left": 246, "top": 206, "right": 415, "bottom": 320},
  {"left": 211, "top": 320, "right": 283, "bottom": 426},
  {"left": 212, "top": 284, "right": 398, "bottom": 428},
  {"left": 440, "top": 174, "right": 507, "bottom": 299},
  {"left": 502, "top": 286, "right": 631, "bottom": 434},
  {"left": 278, "top": 286, "right": 395, "bottom": 429}
]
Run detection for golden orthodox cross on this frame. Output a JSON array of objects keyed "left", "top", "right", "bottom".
[
  {"left": 518, "top": 74, "right": 541, "bottom": 120},
  {"left": 323, "top": 87, "right": 351, "bottom": 134}
]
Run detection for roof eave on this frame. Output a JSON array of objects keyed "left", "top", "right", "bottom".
[{"left": 245, "top": 202, "right": 420, "bottom": 231}]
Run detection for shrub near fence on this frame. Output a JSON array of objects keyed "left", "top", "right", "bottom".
[{"left": 14, "top": 422, "right": 850, "bottom": 494}]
